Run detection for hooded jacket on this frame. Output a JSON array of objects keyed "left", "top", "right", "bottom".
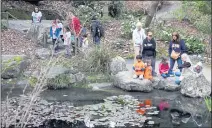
[
  {"left": 168, "top": 40, "right": 186, "bottom": 56},
  {"left": 142, "top": 37, "right": 156, "bottom": 57}
]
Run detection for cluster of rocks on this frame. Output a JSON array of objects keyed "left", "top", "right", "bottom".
[
  {"left": 1, "top": 95, "right": 149, "bottom": 128},
  {"left": 111, "top": 56, "right": 211, "bottom": 98}
]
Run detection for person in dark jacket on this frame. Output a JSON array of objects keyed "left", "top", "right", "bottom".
[
  {"left": 142, "top": 32, "right": 157, "bottom": 76},
  {"left": 90, "top": 15, "right": 104, "bottom": 45},
  {"left": 168, "top": 32, "right": 187, "bottom": 75}
]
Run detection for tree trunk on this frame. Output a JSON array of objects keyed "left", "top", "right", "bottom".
[{"left": 144, "top": 1, "right": 160, "bottom": 28}]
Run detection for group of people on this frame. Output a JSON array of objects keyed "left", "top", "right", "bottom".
[
  {"left": 132, "top": 22, "right": 203, "bottom": 85},
  {"left": 31, "top": 7, "right": 105, "bottom": 57}
]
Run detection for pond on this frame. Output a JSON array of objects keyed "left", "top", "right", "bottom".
[{"left": 1, "top": 83, "right": 211, "bottom": 128}]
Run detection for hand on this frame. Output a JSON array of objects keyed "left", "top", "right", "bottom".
[
  {"left": 144, "top": 63, "right": 147, "bottom": 67},
  {"left": 165, "top": 71, "right": 168, "bottom": 74}
]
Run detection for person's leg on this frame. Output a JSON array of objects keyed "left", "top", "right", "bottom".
[
  {"left": 161, "top": 73, "right": 167, "bottom": 78},
  {"left": 54, "top": 39, "right": 59, "bottom": 52},
  {"left": 150, "top": 56, "right": 156, "bottom": 76},
  {"left": 175, "top": 77, "right": 181, "bottom": 85},
  {"left": 177, "top": 57, "right": 183, "bottom": 72},
  {"left": 168, "top": 57, "right": 175, "bottom": 75},
  {"left": 139, "top": 75, "right": 144, "bottom": 80},
  {"left": 133, "top": 74, "right": 138, "bottom": 79},
  {"left": 134, "top": 46, "right": 140, "bottom": 63},
  {"left": 60, "top": 35, "right": 64, "bottom": 42},
  {"left": 95, "top": 36, "right": 100, "bottom": 45}
]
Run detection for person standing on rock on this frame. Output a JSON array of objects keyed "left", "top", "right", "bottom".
[
  {"left": 90, "top": 15, "right": 104, "bottom": 45},
  {"left": 56, "top": 18, "right": 64, "bottom": 43},
  {"left": 67, "top": 12, "right": 81, "bottom": 53},
  {"left": 132, "top": 22, "right": 146, "bottom": 63},
  {"left": 50, "top": 20, "right": 61, "bottom": 53},
  {"left": 32, "top": 7, "right": 42, "bottom": 24},
  {"left": 29, "top": 7, "right": 42, "bottom": 42},
  {"left": 142, "top": 32, "right": 157, "bottom": 76},
  {"left": 63, "top": 26, "right": 72, "bottom": 57},
  {"left": 168, "top": 32, "right": 187, "bottom": 75}
]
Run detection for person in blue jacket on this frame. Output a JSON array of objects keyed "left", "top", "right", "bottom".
[
  {"left": 50, "top": 20, "right": 61, "bottom": 53},
  {"left": 168, "top": 32, "right": 187, "bottom": 75}
]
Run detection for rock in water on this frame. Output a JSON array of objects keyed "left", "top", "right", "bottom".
[
  {"left": 110, "top": 56, "right": 128, "bottom": 75},
  {"left": 113, "top": 71, "right": 153, "bottom": 92},
  {"left": 1, "top": 55, "right": 29, "bottom": 79},
  {"left": 35, "top": 48, "right": 51, "bottom": 60},
  {"left": 180, "top": 74, "right": 211, "bottom": 98}
]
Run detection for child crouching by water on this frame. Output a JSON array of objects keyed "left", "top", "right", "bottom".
[
  {"left": 193, "top": 62, "right": 203, "bottom": 77},
  {"left": 133, "top": 55, "right": 145, "bottom": 80},
  {"left": 159, "top": 57, "right": 170, "bottom": 78},
  {"left": 144, "top": 59, "right": 153, "bottom": 80}
]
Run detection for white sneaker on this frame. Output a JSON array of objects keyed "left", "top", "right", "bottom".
[
  {"left": 139, "top": 75, "right": 143, "bottom": 80},
  {"left": 133, "top": 75, "right": 138, "bottom": 79}
]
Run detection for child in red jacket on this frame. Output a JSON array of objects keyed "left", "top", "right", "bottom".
[{"left": 159, "top": 57, "right": 170, "bottom": 78}]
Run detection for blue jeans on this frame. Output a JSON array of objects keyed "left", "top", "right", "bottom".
[
  {"left": 175, "top": 72, "right": 181, "bottom": 85},
  {"left": 161, "top": 73, "right": 170, "bottom": 78},
  {"left": 93, "top": 36, "right": 100, "bottom": 45},
  {"left": 168, "top": 57, "right": 183, "bottom": 74}
]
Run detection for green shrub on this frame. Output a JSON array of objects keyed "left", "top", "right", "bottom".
[
  {"left": 171, "top": 1, "right": 211, "bottom": 34},
  {"left": 72, "top": 43, "right": 117, "bottom": 73},
  {"left": 47, "top": 74, "right": 71, "bottom": 89},
  {"left": 185, "top": 36, "right": 205, "bottom": 54},
  {"left": 120, "top": 15, "right": 137, "bottom": 39}
]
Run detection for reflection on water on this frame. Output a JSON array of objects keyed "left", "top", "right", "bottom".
[{"left": 1, "top": 83, "right": 211, "bottom": 127}]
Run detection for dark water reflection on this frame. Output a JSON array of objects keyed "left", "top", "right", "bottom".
[{"left": 1, "top": 84, "right": 211, "bottom": 128}]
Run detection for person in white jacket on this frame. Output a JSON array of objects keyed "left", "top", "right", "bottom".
[{"left": 132, "top": 22, "right": 146, "bottom": 62}]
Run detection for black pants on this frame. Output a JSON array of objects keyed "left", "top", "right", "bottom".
[
  {"left": 52, "top": 39, "right": 59, "bottom": 51},
  {"left": 60, "top": 35, "right": 64, "bottom": 42}
]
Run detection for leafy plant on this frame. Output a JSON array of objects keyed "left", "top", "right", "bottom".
[
  {"left": 171, "top": 1, "right": 211, "bottom": 34},
  {"left": 185, "top": 36, "right": 205, "bottom": 54},
  {"left": 204, "top": 96, "right": 211, "bottom": 112},
  {"left": 120, "top": 15, "right": 137, "bottom": 39},
  {"left": 47, "top": 74, "right": 71, "bottom": 89}
]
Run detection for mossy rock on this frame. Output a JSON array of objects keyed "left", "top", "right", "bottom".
[
  {"left": 1, "top": 55, "right": 29, "bottom": 79},
  {"left": 46, "top": 74, "right": 72, "bottom": 89}
]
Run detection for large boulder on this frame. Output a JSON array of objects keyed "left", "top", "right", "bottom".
[
  {"left": 109, "top": 56, "right": 128, "bottom": 75},
  {"left": 26, "top": 25, "right": 50, "bottom": 47},
  {"left": 153, "top": 77, "right": 181, "bottom": 91},
  {"left": 35, "top": 48, "right": 51, "bottom": 60},
  {"left": 180, "top": 74, "right": 211, "bottom": 98},
  {"left": 1, "top": 55, "right": 29, "bottom": 79},
  {"left": 113, "top": 71, "right": 153, "bottom": 92},
  {"left": 43, "top": 65, "right": 85, "bottom": 89}
]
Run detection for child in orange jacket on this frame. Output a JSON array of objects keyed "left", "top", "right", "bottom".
[
  {"left": 133, "top": 55, "right": 145, "bottom": 80},
  {"left": 144, "top": 59, "right": 153, "bottom": 80}
]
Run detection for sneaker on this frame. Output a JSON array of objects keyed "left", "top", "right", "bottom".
[
  {"left": 139, "top": 75, "right": 144, "bottom": 80},
  {"left": 133, "top": 75, "right": 138, "bottom": 79}
]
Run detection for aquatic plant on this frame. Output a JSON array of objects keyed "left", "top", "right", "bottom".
[{"left": 204, "top": 96, "right": 211, "bottom": 112}]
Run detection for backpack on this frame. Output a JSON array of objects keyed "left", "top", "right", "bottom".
[{"left": 91, "top": 20, "right": 104, "bottom": 38}]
